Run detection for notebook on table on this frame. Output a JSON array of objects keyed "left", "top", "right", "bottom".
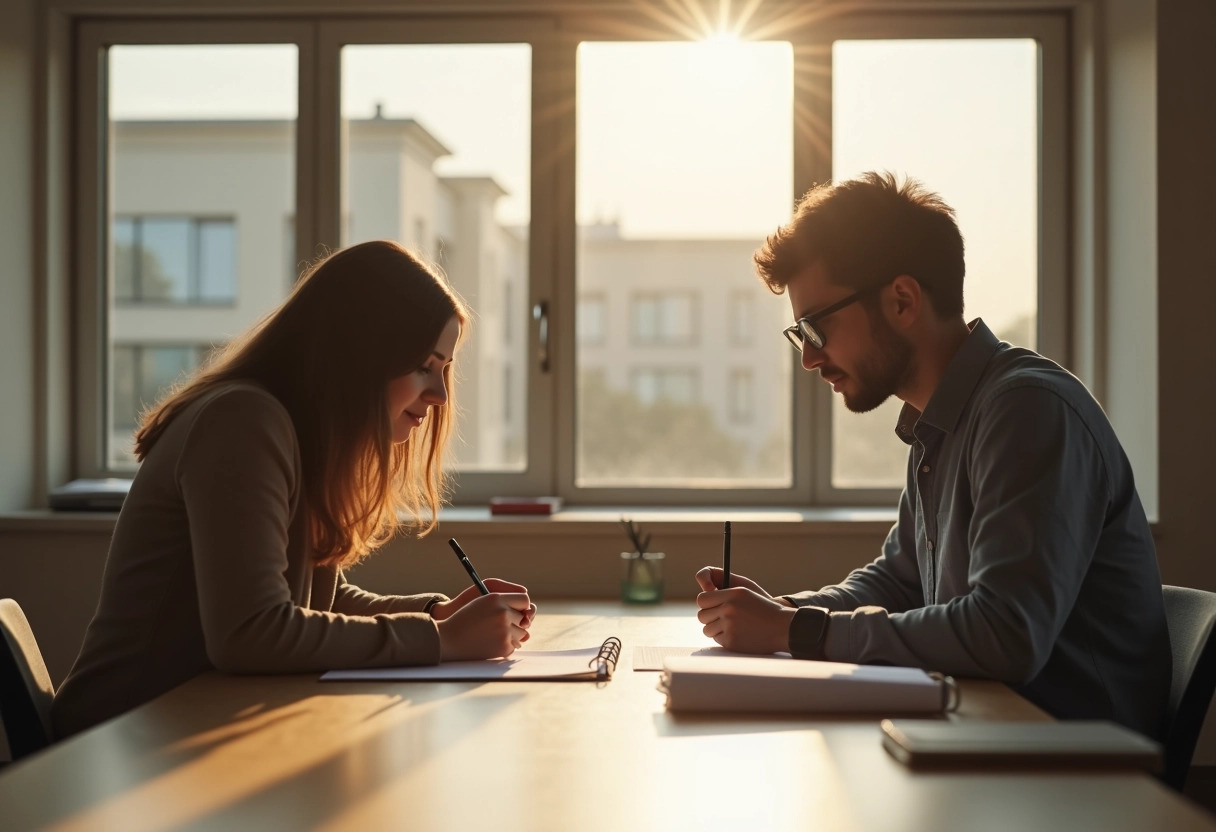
[
  {"left": 880, "top": 719, "right": 1162, "bottom": 771},
  {"left": 659, "top": 656, "right": 957, "bottom": 714},
  {"left": 321, "top": 637, "right": 621, "bottom": 682}
]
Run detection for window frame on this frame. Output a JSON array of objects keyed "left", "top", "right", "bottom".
[
  {"left": 71, "top": 9, "right": 1069, "bottom": 511},
  {"left": 74, "top": 19, "right": 318, "bottom": 478},
  {"left": 317, "top": 17, "right": 559, "bottom": 501}
]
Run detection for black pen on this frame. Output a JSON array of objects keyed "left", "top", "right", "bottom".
[
  {"left": 448, "top": 538, "right": 490, "bottom": 595},
  {"left": 722, "top": 520, "right": 731, "bottom": 588}
]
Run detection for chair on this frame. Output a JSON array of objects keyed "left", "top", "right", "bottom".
[
  {"left": 1162, "top": 585, "right": 1216, "bottom": 789},
  {"left": 0, "top": 599, "right": 55, "bottom": 761}
]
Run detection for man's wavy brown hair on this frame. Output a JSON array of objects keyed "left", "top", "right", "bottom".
[
  {"left": 134, "top": 240, "right": 468, "bottom": 567},
  {"left": 754, "top": 171, "right": 965, "bottom": 318}
]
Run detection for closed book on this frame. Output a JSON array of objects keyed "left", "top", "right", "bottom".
[
  {"left": 880, "top": 719, "right": 1162, "bottom": 771},
  {"left": 489, "top": 496, "right": 562, "bottom": 515},
  {"left": 659, "top": 656, "right": 956, "bottom": 714}
]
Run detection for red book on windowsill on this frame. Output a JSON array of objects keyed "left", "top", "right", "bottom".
[{"left": 489, "top": 496, "right": 563, "bottom": 516}]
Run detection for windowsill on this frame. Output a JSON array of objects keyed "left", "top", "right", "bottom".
[{"left": 0, "top": 506, "right": 898, "bottom": 536}]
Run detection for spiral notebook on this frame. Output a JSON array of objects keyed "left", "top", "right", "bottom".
[{"left": 320, "top": 637, "right": 622, "bottom": 682}]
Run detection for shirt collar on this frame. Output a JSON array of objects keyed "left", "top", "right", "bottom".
[{"left": 894, "top": 318, "right": 1002, "bottom": 445}]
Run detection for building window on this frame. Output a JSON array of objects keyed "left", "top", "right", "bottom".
[
  {"left": 114, "top": 216, "right": 237, "bottom": 304},
  {"left": 111, "top": 344, "right": 208, "bottom": 431},
  {"left": 631, "top": 367, "right": 699, "bottom": 406},
  {"left": 728, "top": 369, "right": 754, "bottom": 423},
  {"left": 630, "top": 292, "right": 696, "bottom": 346},
  {"left": 577, "top": 294, "right": 606, "bottom": 345}
]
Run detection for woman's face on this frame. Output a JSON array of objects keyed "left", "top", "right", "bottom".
[{"left": 386, "top": 315, "right": 461, "bottom": 443}]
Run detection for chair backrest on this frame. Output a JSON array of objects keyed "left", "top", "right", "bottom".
[
  {"left": 1162, "top": 584, "right": 1216, "bottom": 789},
  {"left": 0, "top": 598, "right": 55, "bottom": 760}
]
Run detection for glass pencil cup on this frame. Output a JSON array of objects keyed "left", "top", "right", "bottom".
[{"left": 620, "top": 551, "right": 665, "bottom": 604}]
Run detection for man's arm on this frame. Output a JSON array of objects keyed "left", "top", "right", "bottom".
[
  {"left": 817, "top": 385, "right": 1108, "bottom": 681},
  {"left": 784, "top": 470, "right": 925, "bottom": 614}
]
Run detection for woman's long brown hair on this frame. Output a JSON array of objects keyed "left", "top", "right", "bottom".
[{"left": 134, "top": 240, "right": 468, "bottom": 567}]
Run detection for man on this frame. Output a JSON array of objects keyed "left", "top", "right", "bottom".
[{"left": 695, "top": 171, "right": 1170, "bottom": 738}]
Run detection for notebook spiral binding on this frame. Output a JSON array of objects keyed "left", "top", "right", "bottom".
[
  {"left": 589, "top": 636, "right": 623, "bottom": 680},
  {"left": 928, "top": 672, "right": 960, "bottom": 712}
]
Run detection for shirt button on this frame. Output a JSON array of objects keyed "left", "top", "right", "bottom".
[
  {"left": 921, "top": 464, "right": 931, "bottom": 473},
  {"left": 927, "top": 539, "right": 935, "bottom": 552}
]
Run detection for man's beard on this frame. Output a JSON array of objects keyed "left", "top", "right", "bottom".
[{"left": 841, "top": 310, "right": 915, "bottom": 414}]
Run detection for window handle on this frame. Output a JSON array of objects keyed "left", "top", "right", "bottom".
[{"left": 532, "top": 300, "right": 550, "bottom": 374}]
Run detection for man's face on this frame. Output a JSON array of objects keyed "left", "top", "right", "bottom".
[{"left": 785, "top": 261, "right": 914, "bottom": 413}]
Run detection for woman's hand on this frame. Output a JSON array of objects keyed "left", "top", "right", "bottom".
[
  {"left": 435, "top": 589, "right": 534, "bottom": 661},
  {"left": 430, "top": 579, "right": 536, "bottom": 628}
]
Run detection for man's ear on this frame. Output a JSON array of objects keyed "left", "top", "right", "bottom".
[{"left": 888, "top": 274, "right": 923, "bottom": 323}]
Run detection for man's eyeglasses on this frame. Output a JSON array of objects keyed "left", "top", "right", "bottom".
[{"left": 782, "top": 283, "right": 886, "bottom": 352}]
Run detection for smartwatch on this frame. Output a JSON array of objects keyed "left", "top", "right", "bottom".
[{"left": 788, "top": 606, "right": 831, "bottom": 660}]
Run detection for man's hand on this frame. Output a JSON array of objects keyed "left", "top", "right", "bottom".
[
  {"left": 431, "top": 578, "right": 536, "bottom": 634},
  {"left": 696, "top": 587, "right": 798, "bottom": 654},
  {"left": 694, "top": 567, "right": 793, "bottom": 607}
]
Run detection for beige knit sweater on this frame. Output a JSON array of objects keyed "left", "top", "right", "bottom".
[{"left": 51, "top": 382, "right": 446, "bottom": 739}]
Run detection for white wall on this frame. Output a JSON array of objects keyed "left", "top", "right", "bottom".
[{"left": 1104, "top": 0, "right": 1159, "bottom": 519}]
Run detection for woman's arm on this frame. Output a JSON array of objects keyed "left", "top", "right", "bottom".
[
  {"left": 332, "top": 572, "right": 448, "bottom": 616},
  {"left": 177, "top": 387, "right": 442, "bottom": 673}
]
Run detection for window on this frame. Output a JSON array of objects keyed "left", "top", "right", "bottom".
[
  {"left": 74, "top": 14, "right": 1067, "bottom": 507},
  {"left": 577, "top": 295, "right": 606, "bottom": 345},
  {"left": 829, "top": 37, "right": 1042, "bottom": 490},
  {"left": 86, "top": 38, "right": 299, "bottom": 469},
  {"left": 341, "top": 41, "right": 531, "bottom": 474},
  {"left": 114, "top": 216, "right": 237, "bottom": 304},
  {"left": 111, "top": 344, "right": 210, "bottom": 461},
  {"left": 630, "top": 293, "right": 697, "bottom": 346}
]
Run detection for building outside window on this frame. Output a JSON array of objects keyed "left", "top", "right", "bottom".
[
  {"left": 114, "top": 216, "right": 237, "bottom": 304},
  {"left": 630, "top": 292, "right": 696, "bottom": 346},
  {"left": 577, "top": 294, "right": 606, "bottom": 345},
  {"left": 111, "top": 344, "right": 209, "bottom": 431}
]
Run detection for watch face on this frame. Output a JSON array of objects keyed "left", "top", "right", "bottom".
[{"left": 788, "top": 605, "right": 831, "bottom": 660}]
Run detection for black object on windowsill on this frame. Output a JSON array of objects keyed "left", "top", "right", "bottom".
[{"left": 48, "top": 478, "right": 131, "bottom": 511}]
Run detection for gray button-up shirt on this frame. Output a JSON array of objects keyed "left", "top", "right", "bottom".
[{"left": 787, "top": 320, "right": 1170, "bottom": 738}]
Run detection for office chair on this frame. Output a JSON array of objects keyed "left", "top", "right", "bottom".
[
  {"left": 0, "top": 598, "right": 55, "bottom": 761},
  {"left": 1162, "top": 584, "right": 1216, "bottom": 790}
]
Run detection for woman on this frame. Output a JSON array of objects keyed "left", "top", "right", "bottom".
[{"left": 51, "top": 240, "right": 534, "bottom": 738}]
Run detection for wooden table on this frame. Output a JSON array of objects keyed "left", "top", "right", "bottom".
[{"left": 3, "top": 602, "right": 1213, "bottom": 831}]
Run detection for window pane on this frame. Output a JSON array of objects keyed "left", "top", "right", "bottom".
[
  {"left": 342, "top": 44, "right": 531, "bottom": 473},
  {"left": 577, "top": 41, "right": 794, "bottom": 488},
  {"left": 198, "top": 219, "right": 237, "bottom": 302},
  {"left": 139, "top": 218, "right": 191, "bottom": 301},
  {"left": 577, "top": 295, "right": 606, "bottom": 345},
  {"left": 112, "top": 345, "right": 138, "bottom": 430},
  {"left": 113, "top": 217, "right": 136, "bottom": 302},
  {"left": 107, "top": 44, "right": 297, "bottom": 466},
  {"left": 831, "top": 39, "right": 1038, "bottom": 489},
  {"left": 140, "top": 346, "right": 197, "bottom": 406}
]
